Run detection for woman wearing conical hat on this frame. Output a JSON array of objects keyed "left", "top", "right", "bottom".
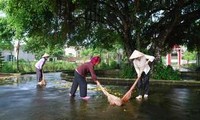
[
  {"left": 35, "top": 53, "right": 50, "bottom": 86},
  {"left": 129, "top": 50, "right": 155, "bottom": 100}
]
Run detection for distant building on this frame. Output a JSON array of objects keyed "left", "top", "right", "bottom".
[
  {"left": 1, "top": 49, "right": 35, "bottom": 61},
  {"left": 166, "top": 45, "right": 183, "bottom": 66},
  {"left": 1, "top": 41, "right": 35, "bottom": 61},
  {"left": 64, "top": 46, "right": 78, "bottom": 57}
]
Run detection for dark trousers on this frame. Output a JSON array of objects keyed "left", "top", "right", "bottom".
[
  {"left": 137, "top": 72, "right": 150, "bottom": 95},
  {"left": 36, "top": 68, "right": 43, "bottom": 82},
  {"left": 70, "top": 71, "right": 87, "bottom": 97}
]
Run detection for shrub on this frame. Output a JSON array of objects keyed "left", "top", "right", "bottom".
[
  {"left": 152, "top": 62, "right": 181, "bottom": 80},
  {"left": 120, "top": 63, "right": 135, "bottom": 78},
  {"left": 118, "top": 61, "right": 181, "bottom": 80},
  {"left": 1, "top": 61, "right": 77, "bottom": 73}
]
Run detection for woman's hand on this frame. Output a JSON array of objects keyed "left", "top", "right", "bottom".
[
  {"left": 95, "top": 80, "right": 100, "bottom": 85},
  {"left": 146, "top": 60, "right": 150, "bottom": 65}
]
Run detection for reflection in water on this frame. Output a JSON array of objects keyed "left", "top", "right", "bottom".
[
  {"left": 0, "top": 72, "right": 200, "bottom": 120},
  {"left": 167, "top": 88, "right": 200, "bottom": 120},
  {"left": 31, "top": 87, "right": 48, "bottom": 120}
]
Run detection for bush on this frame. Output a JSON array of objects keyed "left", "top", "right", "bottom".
[
  {"left": 120, "top": 63, "right": 135, "bottom": 78},
  {"left": 1, "top": 61, "right": 77, "bottom": 73},
  {"left": 1, "top": 60, "right": 181, "bottom": 80},
  {"left": 118, "top": 61, "right": 181, "bottom": 80},
  {"left": 152, "top": 62, "right": 181, "bottom": 80},
  {"left": 1, "top": 62, "right": 18, "bottom": 73},
  {"left": 98, "top": 60, "right": 119, "bottom": 70},
  {"left": 109, "top": 60, "right": 119, "bottom": 69}
]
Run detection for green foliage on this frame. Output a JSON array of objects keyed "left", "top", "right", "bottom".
[
  {"left": 80, "top": 48, "right": 97, "bottom": 57},
  {"left": 183, "top": 51, "right": 196, "bottom": 61},
  {"left": 1, "top": 62, "right": 18, "bottom": 73},
  {"left": 109, "top": 61, "right": 118, "bottom": 69},
  {"left": 70, "top": 24, "right": 121, "bottom": 50},
  {"left": 1, "top": 61, "right": 76, "bottom": 73},
  {"left": 1, "top": 0, "right": 200, "bottom": 63},
  {"left": 23, "top": 36, "right": 65, "bottom": 59},
  {"left": 1, "top": 0, "right": 66, "bottom": 57},
  {"left": 1, "top": 59, "right": 182, "bottom": 81},
  {"left": 98, "top": 60, "right": 118, "bottom": 70},
  {"left": 43, "top": 61, "right": 76, "bottom": 72},
  {"left": 0, "top": 18, "right": 13, "bottom": 50},
  {"left": 99, "top": 62, "right": 109, "bottom": 69},
  {"left": 152, "top": 62, "right": 181, "bottom": 80},
  {"left": 120, "top": 63, "right": 135, "bottom": 78},
  {"left": 1, "top": 0, "right": 200, "bottom": 77},
  {"left": 105, "top": 61, "right": 181, "bottom": 80},
  {"left": 182, "top": 63, "right": 198, "bottom": 71},
  {"left": 16, "top": 59, "right": 33, "bottom": 72}
]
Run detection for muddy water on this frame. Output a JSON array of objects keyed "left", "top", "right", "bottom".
[{"left": 0, "top": 72, "right": 200, "bottom": 120}]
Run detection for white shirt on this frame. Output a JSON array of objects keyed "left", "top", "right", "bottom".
[
  {"left": 133, "top": 54, "right": 155, "bottom": 77},
  {"left": 35, "top": 58, "right": 46, "bottom": 69}
]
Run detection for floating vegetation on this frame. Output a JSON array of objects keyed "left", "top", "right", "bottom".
[{"left": 194, "top": 89, "right": 200, "bottom": 94}]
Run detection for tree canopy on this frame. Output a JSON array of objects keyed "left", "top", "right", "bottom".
[
  {"left": 0, "top": 0, "right": 200, "bottom": 62},
  {"left": 0, "top": 18, "right": 13, "bottom": 50}
]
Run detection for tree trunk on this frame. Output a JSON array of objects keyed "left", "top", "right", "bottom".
[
  {"left": 196, "top": 51, "right": 200, "bottom": 66},
  {"left": 15, "top": 40, "right": 20, "bottom": 72},
  {"left": 122, "top": 29, "right": 136, "bottom": 65}
]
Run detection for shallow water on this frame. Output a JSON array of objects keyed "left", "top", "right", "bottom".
[{"left": 0, "top": 72, "right": 200, "bottom": 120}]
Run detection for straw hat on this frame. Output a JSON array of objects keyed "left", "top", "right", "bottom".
[
  {"left": 42, "top": 53, "right": 50, "bottom": 58},
  {"left": 129, "top": 50, "right": 144, "bottom": 59}
]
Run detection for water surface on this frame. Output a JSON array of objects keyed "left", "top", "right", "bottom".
[{"left": 0, "top": 72, "right": 199, "bottom": 120}]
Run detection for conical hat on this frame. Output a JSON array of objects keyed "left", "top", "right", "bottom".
[
  {"left": 42, "top": 53, "right": 50, "bottom": 58},
  {"left": 129, "top": 50, "right": 144, "bottom": 59}
]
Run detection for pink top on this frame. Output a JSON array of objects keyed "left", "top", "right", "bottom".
[{"left": 35, "top": 58, "right": 47, "bottom": 69}]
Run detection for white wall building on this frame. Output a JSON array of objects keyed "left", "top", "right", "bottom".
[
  {"left": 1, "top": 42, "right": 79, "bottom": 61},
  {"left": 1, "top": 41, "right": 35, "bottom": 61},
  {"left": 1, "top": 49, "right": 35, "bottom": 61},
  {"left": 64, "top": 46, "right": 78, "bottom": 57}
]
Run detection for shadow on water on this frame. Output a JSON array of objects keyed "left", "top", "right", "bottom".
[{"left": 0, "top": 72, "right": 200, "bottom": 120}]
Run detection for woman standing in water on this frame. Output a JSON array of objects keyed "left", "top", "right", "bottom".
[
  {"left": 69, "top": 56, "right": 101, "bottom": 100},
  {"left": 35, "top": 53, "right": 49, "bottom": 86},
  {"left": 129, "top": 50, "right": 155, "bottom": 100}
]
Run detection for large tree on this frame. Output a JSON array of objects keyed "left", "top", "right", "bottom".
[
  {"left": 0, "top": 0, "right": 200, "bottom": 63},
  {"left": 142, "top": 0, "right": 200, "bottom": 58}
]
